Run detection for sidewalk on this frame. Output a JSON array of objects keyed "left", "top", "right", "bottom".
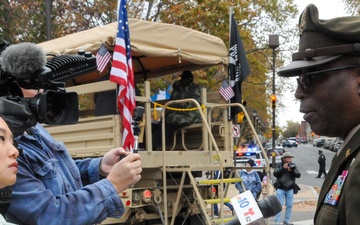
[{"left": 225, "top": 181, "right": 319, "bottom": 204}]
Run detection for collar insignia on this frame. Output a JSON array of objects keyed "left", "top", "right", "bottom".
[{"left": 346, "top": 148, "right": 351, "bottom": 158}]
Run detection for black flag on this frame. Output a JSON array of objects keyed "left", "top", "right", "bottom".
[{"left": 229, "top": 13, "right": 250, "bottom": 120}]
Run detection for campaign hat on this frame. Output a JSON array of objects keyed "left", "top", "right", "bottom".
[
  {"left": 278, "top": 4, "right": 360, "bottom": 77},
  {"left": 282, "top": 152, "right": 294, "bottom": 159}
]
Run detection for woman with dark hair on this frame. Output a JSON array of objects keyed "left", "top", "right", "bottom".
[{"left": 0, "top": 117, "right": 19, "bottom": 224}]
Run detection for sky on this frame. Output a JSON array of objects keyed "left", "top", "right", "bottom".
[{"left": 277, "top": 0, "right": 349, "bottom": 127}]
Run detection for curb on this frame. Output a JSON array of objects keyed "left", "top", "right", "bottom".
[
  {"left": 293, "top": 184, "right": 319, "bottom": 203},
  {"left": 308, "top": 185, "right": 319, "bottom": 199}
]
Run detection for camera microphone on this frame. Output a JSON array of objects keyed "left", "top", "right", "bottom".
[
  {"left": 0, "top": 42, "right": 46, "bottom": 80},
  {"left": 226, "top": 193, "right": 282, "bottom": 225},
  {"left": 0, "top": 42, "right": 79, "bottom": 133}
]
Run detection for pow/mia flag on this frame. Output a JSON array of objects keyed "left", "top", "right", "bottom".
[{"left": 229, "top": 12, "right": 250, "bottom": 120}]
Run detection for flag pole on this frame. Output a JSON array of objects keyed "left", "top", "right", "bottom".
[{"left": 228, "top": 6, "right": 233, "bottom": 121}]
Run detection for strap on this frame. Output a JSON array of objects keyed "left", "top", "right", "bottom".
[{"left": 292, "top": 43, "right": 360, "bottom": 60}]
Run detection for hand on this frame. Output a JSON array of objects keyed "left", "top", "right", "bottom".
[
  {"left": 99, "top": 148, "right": 127, "bottom": 177},
  {"left": 107, "top": 153, "right": 142, "bottom": 193},
  {"left": 283, "top": 163, "right": 289, "bottom": 170}
]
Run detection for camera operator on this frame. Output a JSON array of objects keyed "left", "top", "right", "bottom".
[
  {"left": 3, "top": 87, "right": 142, "bottom": 225},
  {"left": 273, "top": 152, "right": 301, "bottom": 225}
]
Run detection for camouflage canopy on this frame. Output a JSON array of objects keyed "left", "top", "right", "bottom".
[{"left": 37, "top": 18, "right": 228, "bottom": 82}]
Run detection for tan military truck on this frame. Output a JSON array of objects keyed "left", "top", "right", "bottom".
[{"left": 39, "top": 18, "right": 270, "bottom": 225}]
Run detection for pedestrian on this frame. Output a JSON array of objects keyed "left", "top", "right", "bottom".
[
  {"left": 213, "top": 170, "right": 234, "bottom": 216},
  {"left": 235, "top": 159, "right": 262, "bottom": 200},
  {"left": 4, "top": 87, "right": 142, "bottom": 225},
  {"left": 273, "top": 152, "right": 301, "bottom": 225},
  {"left": 316, "top": 150, "right": 327, "bottom": 178},
  {"left": 277, "top": 4, "right": 360, "bottom": 225},
  {"left": 0, "top": 117, "right": 19, "bottom": 225}
]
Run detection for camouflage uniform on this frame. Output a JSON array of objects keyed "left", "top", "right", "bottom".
[{"left": 165, "top": 76, "right": 202, "bottom": 128}]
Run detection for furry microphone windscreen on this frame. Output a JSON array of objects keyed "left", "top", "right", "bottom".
[{"left": 0, "top": 42, "right": 46, "bottom": 79}]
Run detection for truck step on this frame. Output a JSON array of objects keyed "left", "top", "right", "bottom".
[
  {"left": 204, "top": 198, "right": 231, "bottom": 204},
  {"left": 211, "top": 216, "right": 236, "bottom": 224},
  {"left": 197, "top": 178, "right": 241, "bottom": 185}
]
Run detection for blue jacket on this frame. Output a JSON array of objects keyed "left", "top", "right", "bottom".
[
  {"left": 235, "top": 170, "right": 262, "bottom": 196},
  {"left": 6, "top": 124, "right": 123, "bottom": 225}
]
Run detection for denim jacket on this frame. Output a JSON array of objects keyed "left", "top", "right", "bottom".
[
  {"left": 6, "top": 124, "right": 123, "bottom": 225},
  {"left": 235, "top": 170, "right": 262, "bottom": 196}
]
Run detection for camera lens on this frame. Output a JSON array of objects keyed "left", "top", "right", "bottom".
[{"left": 27, "top": 90, "right": 78, "bottom": 124}]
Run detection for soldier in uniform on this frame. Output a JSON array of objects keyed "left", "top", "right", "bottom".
[
  {"left": 316, "top": 150, "right": 326, "bottom": 178},
  {"left": 165, "top": 70, "right": 202, "bottom": 128},
  {"left": 278, "top": 4, "right": 360, "bottom": 225}
]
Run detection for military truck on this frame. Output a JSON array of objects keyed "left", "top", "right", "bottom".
[{"left": 39, "top": 18, "right": 270, "bottom": 225}]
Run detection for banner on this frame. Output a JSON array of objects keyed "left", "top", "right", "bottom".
[{"left": 229, "top": 13, "right": 250, "bottom": 119}]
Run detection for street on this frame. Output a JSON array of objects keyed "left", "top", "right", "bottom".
[{"left": 285, "top": 143, "right": 334, "bottom": 187}]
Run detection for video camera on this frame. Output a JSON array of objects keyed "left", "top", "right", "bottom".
[{"left": 0, "top": 41, "right": 97, "bottom": 136}]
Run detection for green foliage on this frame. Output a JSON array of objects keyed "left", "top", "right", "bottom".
[
  {"left": 0, "top": 0, "right": 298, "bottom": 136},
  {"left": 0, "top": 0, "right": 118, "bottom": 43},
  {"left": 281, "top": 120, "right": 300, "bottom": 139},
  {"left": 342, "top": 0, "right": 360, "bottom": 15}
]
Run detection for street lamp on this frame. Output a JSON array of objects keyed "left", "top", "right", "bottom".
[
  {"left": 269, "top": 35, "right": 279, "bottom": 152},
  {"left": 45, "top": 0, "right": 52, "bottom": 40},
  {"left": 252, "top": 110, "right": 258, "bottom": 131}
]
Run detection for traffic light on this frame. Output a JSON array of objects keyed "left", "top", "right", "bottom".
[
  {"left": 237, "top": 112, "right": 245, "bottom": 123},
  {"left": 270, "top": 94, "right": 276, "bottom": 109},
  {"left": 237, "top": 100, "right": 246, "bottom": 123}
]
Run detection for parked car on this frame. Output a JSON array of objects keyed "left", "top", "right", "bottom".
[
  {"left": 287, "top": 137, "right": 299, "bottom": 145},
  {"left": 323, "top": 138, "right": 335, "bottom": 149},
  {"left": 313, "top": 139, "right": 325, "bottom": 147},
  {"left": 300, "top": 137, "right": 308, "bottom": 144},
  {"left": 266, "top": 147, "right": 286, "bottom": 166},
  {"left": 264, "top": 142, "right": 282, "bottom": 151},
  {"left": 328, "top": 140, "right": 336, "bottom": 151},
  {"left": 334, "top": 140, "right": 343, "bottom": 152},
  {"left": 283, "top": 140, "right": 298, "bottom": 148}
]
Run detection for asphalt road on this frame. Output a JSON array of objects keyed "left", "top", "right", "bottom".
[{"left": 283, "top": 143, "right": 335, "bottom": 188}]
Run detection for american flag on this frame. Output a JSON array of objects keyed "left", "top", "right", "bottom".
[
  {"left": 96, "top": 44, "right": 112, "bottom": 73},
  {"left": 110, "top": 0, "right": 136, "bottom": 152},
  {"left": 219, "top": 80, "right": 235, "bottom": 101}
]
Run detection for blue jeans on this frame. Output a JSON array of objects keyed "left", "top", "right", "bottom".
[
  {"left": 214, "top": 202, "right": 233, "bottom": 215},
  {"left": 275, "top": 188, "right": 294, "bottom": 224}
]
